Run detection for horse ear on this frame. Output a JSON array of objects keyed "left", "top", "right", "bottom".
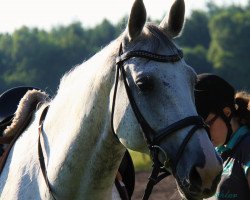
[
  {"left": 127, "top": 0, "right": 147, "bottom": 40},
  {"left": 159, "top": 0, "right": 185, "bottom": 38}
]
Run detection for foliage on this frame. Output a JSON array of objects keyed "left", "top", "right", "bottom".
[
  {"left": 208, "top": 5, "right": 250, "bottom": 89},
  {"left": 183, "top": 45, "right": 213, "bottom": 74},
  {"left": 0, "top": 20, "right": 120, "bottom": 93},
  {"left": 129, "top": 150, "right": 152, "bottom": 171},
  {"left": 1, "top": 1, "right": 250, "bottom": 93},
  {"left": 177, "top": 10, "right": 210, "bottom": 48}
]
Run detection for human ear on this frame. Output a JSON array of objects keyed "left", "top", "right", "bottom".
[{"left": 223, "top": 107, "right": 232, "bottom": 117}]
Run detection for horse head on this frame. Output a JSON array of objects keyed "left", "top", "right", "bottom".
[{"left": 112, "top": 0, "right": 222, "bottom": 199}]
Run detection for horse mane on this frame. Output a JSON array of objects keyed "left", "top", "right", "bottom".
[
  {"left": 57, "top": 23, "right": 173, "bottom": 88},
  {"left": 4, "top": 89, "right": 49, "bottom": 136},
  {"left": 55, "top": 35, "right": 124, "bottom": 97},
  {"left": 46, "top": 23, "right": 176, "bottom": 127}
]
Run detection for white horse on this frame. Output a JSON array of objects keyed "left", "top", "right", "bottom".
[{"left": 0, "top": 0, "right": 222, "bottom": 199}]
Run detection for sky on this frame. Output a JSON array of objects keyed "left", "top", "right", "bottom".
[{"left": 0, "top": 0, "right": 248, "bottom": 33}]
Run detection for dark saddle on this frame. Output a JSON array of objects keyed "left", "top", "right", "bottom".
[
  {"left": 0, "top": 86, "right": 135, "bottom": 199},
  {"left": 0, "top": 86, "right": 41, "bottom": 124},
  {"left": 0, "top": 86, "right": 41, "bottom": 154}
]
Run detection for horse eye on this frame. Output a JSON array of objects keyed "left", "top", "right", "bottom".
[{"left": 135, "top": 76, "right": 154, "bottom": 92}]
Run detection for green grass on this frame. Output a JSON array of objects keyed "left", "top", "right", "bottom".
[{"left": 129, "top": 150, "right": 152, "bottom": 171}]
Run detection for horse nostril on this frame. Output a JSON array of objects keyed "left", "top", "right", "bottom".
[{"left": 189, "top": 166, "right": 202, "bottom": 193}]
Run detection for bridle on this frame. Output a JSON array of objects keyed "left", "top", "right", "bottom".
[
  {"left": 37, "top": 42, "right": 207, "bottom": 200},
  {"left": 111, "top": 43, "right": 207, "bottom": 200}
]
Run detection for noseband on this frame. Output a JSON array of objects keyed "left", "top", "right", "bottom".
[{"left": 111, "top": 44, "right": 206, "bottom": 200}]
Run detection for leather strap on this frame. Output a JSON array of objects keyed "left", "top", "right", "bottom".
[
  {"left": 38, "top": 104, "right": 131, "bottom": 200},
  {"left": 112, "top": 43, "right": 207, "bottom": 200},
  {"left": 152, "top": 116, "right": 203, "bottom": 144},
  {"left": 116, "top": 49, "right": 183, "bottom": 64},
  {"left": 115, "top": 177, "right": 130, "bottom": 200},
  {"left": 37, "top": 105, "right": 56, "bottom": 200}
]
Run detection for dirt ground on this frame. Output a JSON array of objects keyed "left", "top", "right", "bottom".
[{"left": 132, "top": 171, "right": 182, "bottom": 200}]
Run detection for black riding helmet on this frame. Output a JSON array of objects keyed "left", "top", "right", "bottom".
[
  {"left": 195, "top": 73, "right": 235, "bottom": 145},
  {"left": 0, "top": 86, "right": 40, "bottom": 123}
]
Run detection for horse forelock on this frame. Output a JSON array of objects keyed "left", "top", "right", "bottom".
[{"left": 123, "top": 23, "right": 180, "bottom": 55}]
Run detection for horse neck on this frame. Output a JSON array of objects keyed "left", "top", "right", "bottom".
[{"left": 41, "top": 41, "right": 126, "bottom": 199}]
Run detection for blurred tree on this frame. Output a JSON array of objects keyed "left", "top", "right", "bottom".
[
  {"left": 86, "top": 19, "right": 116, "bottom": 52},
  {"left": 177, "top": 10, "right": 210, "bottom": 49},
  {"left": 184, "top": 45, "right": 213, "bottom": 74},
  {"left": 0, "top": 3, "right": 250, "bottom": 94},
  {"left": 175, "top": 10, "right": 212, "bottom": 75},
  {"left": 1, "top": 27, "right": 39, "bottom": 87},
  {"left": 47, "top": 22, "right": 90, "bottom": 91},
  {"left": 208, "top": 6, "right": 250, "bottom": 89},
  {"left": 115, "top": 16, "right": 128, "bottom": 36},
  {"left": 0, "top": 33, "right": 15, "bottom": 91}
]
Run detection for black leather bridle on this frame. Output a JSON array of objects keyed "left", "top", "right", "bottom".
[
  {"left": 38, "top": 42, "right": 207, "bottom": 200},
  {"left": 111, "top": 44, "right": 207, "bottom": 200}
]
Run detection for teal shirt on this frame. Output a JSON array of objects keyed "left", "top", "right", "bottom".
[
  {"left": 216, "top": 125, "right": 250, "bottom": 175},
  {"left": 207, "top": 125, "right": 250, "bottom": 200}
]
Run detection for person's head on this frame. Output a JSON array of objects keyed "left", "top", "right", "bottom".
[{"left": 195, "top": 73, "right": 250, "bottom": 147}]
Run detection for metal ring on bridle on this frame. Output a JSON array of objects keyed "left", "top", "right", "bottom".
[{"left": 151, "top": 145, "right": 171, "bottom": 169}]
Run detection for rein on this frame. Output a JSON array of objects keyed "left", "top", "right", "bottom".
[
  {"left": 38, "top": 105, "right": 131, "bottom": 200},
  {"left": 111, "top": 44, "right": 206, "bottom": 200},
  {"left": 38, "top": 105, "right": 56, "bottom": 200}
]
